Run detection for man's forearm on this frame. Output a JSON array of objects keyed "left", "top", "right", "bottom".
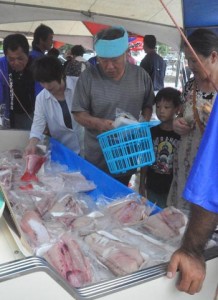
[
  {"left": 73, "top": 111, "right": 101, "bottom": 129},
  {"left": 181, "top": 204, "right": 218, "bottom": 256},
  {"left": 73, "top": 111, "right": 113, "bottom": 132}
]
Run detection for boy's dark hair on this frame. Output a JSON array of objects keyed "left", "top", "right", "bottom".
[
  {"left": 3, "top": 33, "right": 29, "bottom": 56},
  {"left": 47, "top": 47, "right": 60, "bottom": 57},
  {"left": 71, "top": 45, "right": 85, "bottom": 57},
  {"left": 31, "top": 56, "right": 63, "bottom": 83},
  {"left": 155, "top": 87, "right": 181, "bottom": 107},
  {"left": 143, "top": 35, "right": 156, "bottom": 49},
  {"left": 32, "top": 24, "right": 54, "bottom": 48}
]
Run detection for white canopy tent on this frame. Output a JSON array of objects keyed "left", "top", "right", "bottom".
[
  {"left": 0, "top": 0, "right": 183, "bottom": 50},
  {"left": 0, "top": 20, "right": 94, "bottom": 49}
]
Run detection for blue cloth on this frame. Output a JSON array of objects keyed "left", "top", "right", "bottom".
[
  {"left": 183, "top": 94, "right": 218, "bottom": 213},
  {"left": 49, "top": 137, "right": 162, "bottom": 214},
  {"left": 95, "top": 27, "right": 128, "bottom": 58},
  {"left": 30, "top": 49, "right": 44, "bottom": 59},
  {"left": 0, "top": 57, "right": 10, "bottom": 122}
]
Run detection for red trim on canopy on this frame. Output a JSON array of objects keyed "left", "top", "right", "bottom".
[
  {"left": 83, "top": 21, "right": 110, "bottom": 35},
  {"left": 53, "top": 41, "right": 65, "bottom": 49}
]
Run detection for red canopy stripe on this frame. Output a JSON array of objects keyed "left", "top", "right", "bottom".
[
  {"left": 83, "top": 21, "right": 110, "bottom": 35},
  {"left": 53, "top": 41, "right": 65, "bottom": 49}
]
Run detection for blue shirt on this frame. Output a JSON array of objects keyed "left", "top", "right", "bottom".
[
  {"left": 30, "top": 48, "right": 44, "bottom": 59},
  {"left": 140, "top": 52, "right": 166, "bottom": 91},
  {"left": 0, "top": 56, "right": 42, "bottom": 126},
  {"left": 183, "top": 94, "right": 218, "bottom": 213}
]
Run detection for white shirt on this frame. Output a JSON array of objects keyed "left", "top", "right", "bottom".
[{"left": 30, "top": 76, "right": 81, "bottom": 154}]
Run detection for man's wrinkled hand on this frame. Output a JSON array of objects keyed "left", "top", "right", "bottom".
[
  {"left": 167, "top": 249, "right": 206, "bottom": 295},
  {"left": 97, "top": 119, "right": 114, "bottom": 132}
]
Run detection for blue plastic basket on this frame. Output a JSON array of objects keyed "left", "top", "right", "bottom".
[{"left": 97, "top": 121, "right": 160, "bottom": 174}]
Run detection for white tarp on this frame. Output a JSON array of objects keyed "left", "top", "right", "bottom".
[
  {"left": 0, "top": 0, "right": 183, "bottom": 49},
  {"left": 0, "top": 20, "right": 94, "bottom": 49}
]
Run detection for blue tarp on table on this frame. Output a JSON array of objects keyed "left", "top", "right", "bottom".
[{"left": 49, "top": 137, "right": 161, "bottom": 214}]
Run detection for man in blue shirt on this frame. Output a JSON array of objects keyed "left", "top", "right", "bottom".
[
  {"left": 0, "top": 34, "right": 42, "bottom": 129},
  {"left": 167, "top": 94, "right": 218, "bottom": 295},
  {"left": 140, "top": 35, "right": 166, "bottom": 92}
]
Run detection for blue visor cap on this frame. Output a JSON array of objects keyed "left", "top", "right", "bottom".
[{"left": 95, "top": 27, "right": 128, "bottom": 58}]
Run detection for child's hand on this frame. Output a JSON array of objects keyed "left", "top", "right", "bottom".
[{"left": 173, "top": 117, "right": 191, "bottom": 136}]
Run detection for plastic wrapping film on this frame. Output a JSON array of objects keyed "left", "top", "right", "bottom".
[{"left": 0, "top": 137, "right": 217, "bottom": 296}]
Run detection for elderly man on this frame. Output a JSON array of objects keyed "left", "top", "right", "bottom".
[
  {"left": 72, "top": 26, "right": 154, "bottom": 185},
  {"left": 0, "top": 34, "right": 42, "bottom": 129}
]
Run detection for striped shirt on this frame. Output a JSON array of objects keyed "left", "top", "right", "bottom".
[{"left": 72, "top": 63, "right": 154, "bottom": 172}]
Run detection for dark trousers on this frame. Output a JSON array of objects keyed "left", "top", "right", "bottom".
[{"left": 11, "top": 112, "right": 33, "bottom": 130}]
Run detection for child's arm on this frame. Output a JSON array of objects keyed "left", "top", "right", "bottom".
[{"left": 139, "top": 166, "right": 148, "bottom": 197}]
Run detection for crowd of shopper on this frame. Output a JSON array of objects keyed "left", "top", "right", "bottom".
[{"left": 0, "top": 23, "right": 217, "bottom": 297}]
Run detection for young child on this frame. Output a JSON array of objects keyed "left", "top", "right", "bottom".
[{"left": 139, "top": 87, "right": 181, "bottom": 208}]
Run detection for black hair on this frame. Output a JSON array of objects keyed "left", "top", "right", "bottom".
[
  {"left": 186, "top": 28, "right": 218, "bottom": 57},
  {"left": 155, "top": 87, "right": 181, "bottom": 107},
  {"left": 95, "top": 27, "right": 125, "bottom": 43},
  {"left": 70, "top": 45, "right": 85, "bottom": 56},
  {"left": 47, "top": 47, "right": 60, "bottom": 57},
  {"left": 32, "top": 24, "right": 54, "bottom": 48},
  {"left": 31, "top": 56, "right": 63, "bottom": 83},
  {"left": 143, "top": 35, "right": 156, "bottom": 49},
  {"left": 3, "top": 33, "right": 29, "bottom": 56}
]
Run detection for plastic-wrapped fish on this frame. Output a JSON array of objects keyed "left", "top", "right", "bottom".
[{"left": 21, "top": 154, "right": 46, "bottom": 182}]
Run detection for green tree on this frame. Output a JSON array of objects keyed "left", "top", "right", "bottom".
[{"left": 157, "top": 43, "right": 169, "bottom": 56}]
